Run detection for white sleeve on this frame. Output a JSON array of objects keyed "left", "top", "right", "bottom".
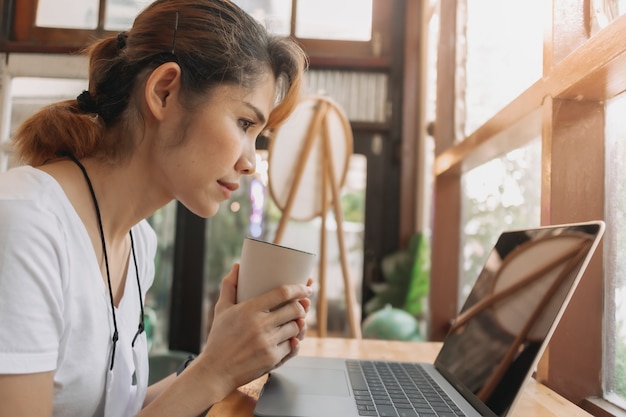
[{"left": 0, "top": 199, "right": 66, "bottom": 374}]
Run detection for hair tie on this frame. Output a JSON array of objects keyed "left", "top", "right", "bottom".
[
  {"left": 116, "top": 32, "right": 128, "bottom": 50},
  {"left": 76, "top": 90, "right": 99, "bottom": 114}
]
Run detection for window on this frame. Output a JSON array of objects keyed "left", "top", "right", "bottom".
[
  {"left": 429, "top": 0, "right": 625, "bottom": 413},
  {"left": 295, "top": 0, "right": 372, "bottom": 41},
  {"left": 234, "top": 0, "right": 387, "bottom": 62},
  {"left": 604, "top": 93, "right": 626, "bottom": 407},
  {"left": 460, "top": 140, "right": 541, "bottom": 304},
  {"left": 458, "top": 0, "right": 543, "bottom": 305},
  {"left": 6, "top": 0, "right": 391, "bottom": 64},
  {"left": 35, "top": 0, "right": 99, "bottom": 29},
  {"left": 233, "top": 0, "right": 374, "bottom": 42},
  {"left": 34, "top": 0, "right": 151, "bottom": 30},
  {"left": 464, "top": 0, "right": 543, "bottom": 136}
]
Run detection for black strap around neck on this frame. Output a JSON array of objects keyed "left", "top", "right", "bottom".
[{"left": 62, "top": 152, "right": 145, "bottom": 370}]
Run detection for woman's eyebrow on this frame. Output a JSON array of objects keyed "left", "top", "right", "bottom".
[{"left": 244, "top": 102, "right": 267, "bottom": 125}]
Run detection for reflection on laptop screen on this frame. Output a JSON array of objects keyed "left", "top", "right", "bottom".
[{"left": 434, "top": 222, "right": 602, "bottom": 416}]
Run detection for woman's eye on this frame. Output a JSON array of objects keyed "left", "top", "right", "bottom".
[{"left": 239, "top": 119, "right": 254, "bottom": 132}]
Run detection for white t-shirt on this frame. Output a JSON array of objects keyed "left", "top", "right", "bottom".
[{"left": 0, "top": 166, "right": 156, "bottom": 417}]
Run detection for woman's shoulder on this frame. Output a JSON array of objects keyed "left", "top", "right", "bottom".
[
  {"left": 0, "top": 166, "right": 74, "bottom": 231},
  {"left": 0, "top": 165, "right": 64, "bottom": 201},
  {"left": 0, "top": 165, "right": 55, "bottom": 197}
]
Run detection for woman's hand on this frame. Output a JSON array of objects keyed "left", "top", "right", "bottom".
[
  {"left": 195, "top": 264, "right": 313, "bottom": 399},
  {"left": 274, "top": 277, "right": 313, "bottom": 369}
]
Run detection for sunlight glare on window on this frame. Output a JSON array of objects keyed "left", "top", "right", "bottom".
[
  {"left": 590, "top": 0, "right": 626, "bottom": 34},
  {"left": 296, "top": 0, "right": 373, "bottom": 41},
  {"left": 11, "top": 77, "right": 87, "bottom": 98},
  {"left": 232, "top": 0, "right": 292, "bottom": 36},
  {"left": 464, "top": 0, "right": 543, "bottom": 136},
  {"left": 36, "top": 0, "right": 98, "bottom": 29},
  {"left": 105, "top": 0, "right": 153, "bottom": 31},
  {"left": 460, "top": 140, "right": 541, "bottom": 304},
  {"left": 603, "top": 92, "right": 626, "bottom": 405}
]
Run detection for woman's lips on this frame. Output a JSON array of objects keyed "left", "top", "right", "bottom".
[{"left": 218, "top": 181, "right": 239, "bottom": 199}]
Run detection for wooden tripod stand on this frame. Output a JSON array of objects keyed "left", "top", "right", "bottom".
[{"left": 269, "top": 96, "right": 362, "bottom": 339}]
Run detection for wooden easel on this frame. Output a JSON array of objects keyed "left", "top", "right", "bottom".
[{"left": 271, "top": 97, "right": 362, "bottom": 339}]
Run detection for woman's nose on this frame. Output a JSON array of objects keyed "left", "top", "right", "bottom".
[{"left": 237, "top": 144, "right": 256, "bottom": 175}]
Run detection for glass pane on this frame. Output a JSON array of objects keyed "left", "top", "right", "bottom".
[
  {"left": 232, "top": 0, "right": 292, "bottom": 36},
  {"left": 591, "top": 0, "right": 626, "bottom": 34},
  {"left": 463, "top": 0, "right": 543, "bottom": 137},
  {"left": 296, "top": 0, "right": 372, "bottom": 41},
  {"left": 202, "top": 152, "right": 366, "bottom": 338},
  {"left": 604, "top": 93, "right": 626, "bottom": 406},
  {"left": 36, "top": 0, "right": 99, "bottom": 29},
  {"left": 105, "top": 0, "right": 153, "bottom": 31},
  {"left": 460, "top": 139, "right": 541, "bottom": 305}
]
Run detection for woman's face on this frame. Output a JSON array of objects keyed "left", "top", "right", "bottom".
[{"left": 154, "top": 73, "right": 276, "bottom": 218}]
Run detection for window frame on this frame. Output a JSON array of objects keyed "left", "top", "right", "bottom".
[
  {"left": 1, "top": 0, "right": 394, "bottom": 67},
  {"left": 295, "top": 0, "right": 392, "bottom": 63},
  {"left": 428, "top": 0, "right": 624, "bottom": 415},
  {"left": 7, "top": 0, "right": 109, "bottom": 51}
]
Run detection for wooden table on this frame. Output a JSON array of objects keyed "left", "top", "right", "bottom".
[{"left": 207, "top": 337, "right": 592, "bottom": 417}]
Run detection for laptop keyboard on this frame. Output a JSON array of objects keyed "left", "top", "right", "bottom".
[{"left": 346, "top": 360, "right": 466, "bottom": 417}]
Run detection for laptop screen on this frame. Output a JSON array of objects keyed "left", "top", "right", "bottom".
[{"left": 433, "top": 222, "right": 604, "bottom": 417}]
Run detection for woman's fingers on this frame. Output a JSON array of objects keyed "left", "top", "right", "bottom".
[
  {"left": 253, "top": 283, "right": 313, "bottom": 312},
  {"left": 294, "top": 317, "right": 307, "bottom": 340},
  {"left": 272, "top": 315, "right": 302, "bottom": 341},
  {"left": 274, "top": 337, "right": 301, "bottom": 369}
]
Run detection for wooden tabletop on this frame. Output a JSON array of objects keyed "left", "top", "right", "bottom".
[{"left": 207, "top": 337, "right": 592, "bottom": 417}]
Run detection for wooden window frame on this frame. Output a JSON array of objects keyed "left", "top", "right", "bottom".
[
  {"left": 6, "top": 0, "right": 110, "bottom": 52},
  {"left": 1, "top": 0, "right": 394, "bottom": 68},
  {"left": 296, "top": 0, "right": 393, "bottom": 68},
  {"left": 428, "top": 0, "right": 623, "bottom": 415}
]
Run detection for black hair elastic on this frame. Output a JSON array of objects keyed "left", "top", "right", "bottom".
[{"left": 76, "top": 90, "right": 99, "bottom": 115}]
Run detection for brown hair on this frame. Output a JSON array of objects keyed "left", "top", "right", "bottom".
[{"left": 13, "top": 0, "right": 307, "bottom": 166}]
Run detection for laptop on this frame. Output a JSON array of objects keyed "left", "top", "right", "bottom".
[{"left": 254, "top": 221, "right": 605, "bottom": 417}]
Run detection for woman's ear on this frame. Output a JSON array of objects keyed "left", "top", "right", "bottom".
[{"left": 144, "top": 62, "right": 182, "bottom": 121}]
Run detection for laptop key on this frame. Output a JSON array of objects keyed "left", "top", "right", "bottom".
[
  {"left": 349, "top": 361, "right": 469, "bottom": 417},
  {"left": 376, "top": 405, "right": 399, "bottom": 417}
]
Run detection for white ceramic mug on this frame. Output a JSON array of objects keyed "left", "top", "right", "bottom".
[{"left": 236, "top": 237, "right": 316, "bottom": 303}]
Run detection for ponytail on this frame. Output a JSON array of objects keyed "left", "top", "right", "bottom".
[{"left": 12, "top": 100, "right": 104, "bottom": 166}]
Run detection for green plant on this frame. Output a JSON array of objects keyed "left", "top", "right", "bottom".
[{"left": 364, "top": 233, "right": 430, "bottom": 320}]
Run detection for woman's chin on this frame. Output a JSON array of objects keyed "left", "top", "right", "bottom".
[{"left": 183, "top": 201, "right": 221, "bottom": 219}]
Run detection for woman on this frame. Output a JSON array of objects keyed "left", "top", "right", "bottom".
[{"left": 0, "top": 0, "right": 310, "bottom": 416}]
